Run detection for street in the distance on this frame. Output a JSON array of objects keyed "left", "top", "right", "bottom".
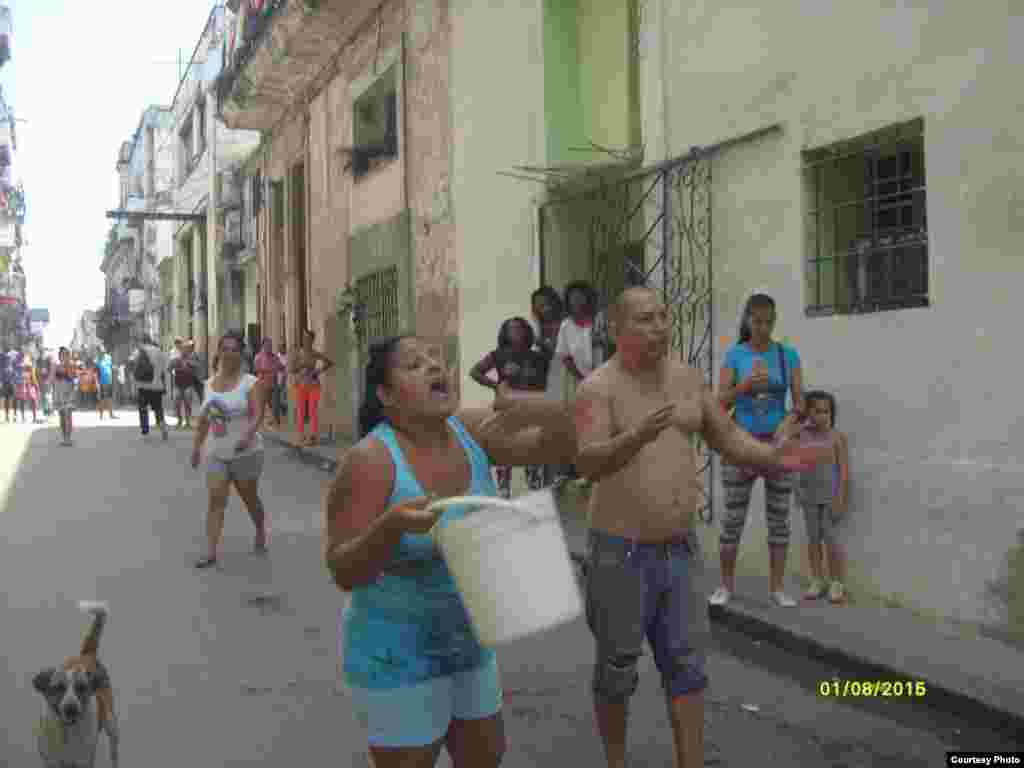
[{"left": 0, "top": 413, "right": 1015, "bottom": 766}]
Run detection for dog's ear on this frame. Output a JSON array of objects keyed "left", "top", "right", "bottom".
[
  {"left": 88, "top": 665, "right": 110, "bottom": 693},
  {"left": 32, "top": 667, "right": 55, "bottom": 694}
]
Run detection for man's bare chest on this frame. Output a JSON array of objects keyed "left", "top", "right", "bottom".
[{"left": 609, "top": 386, "right": 702, "bottom": 436}]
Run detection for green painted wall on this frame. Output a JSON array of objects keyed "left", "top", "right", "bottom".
[
  {"left": 543, "top": 0, "right": 638, "bottom": 165},
  {"left": 543, "top": 0, "right": 583, "bottom": 165},
  {"left": 578, "top": 0, "right": 638, "bottom": 152}
]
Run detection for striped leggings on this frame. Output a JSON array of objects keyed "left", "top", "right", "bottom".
[{"left": 720, "top": 463, "right": 794, "bottom": 547}]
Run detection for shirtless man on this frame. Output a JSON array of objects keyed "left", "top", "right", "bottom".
[{"left": 574, "top": 287, "right": 828, "bottom": 768}]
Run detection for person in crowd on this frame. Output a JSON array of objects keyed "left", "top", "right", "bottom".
[
  {"left": 16, "top": 347, "right": 41, "bottom": 424},
  {"left": 254, "top": 337, "right": 283, "bottom": 428},
  {"left": 274, "top": 341, "right": 289, "bottom": 427},
  {"left": 9, "top": 346, "right": 25, "bottom": 422},
  {"left": 322, "top": 335, "right": 576, "bottom": 767},
  {"left": 78, "top": 360, "right": 97, "bottom": 411},
  {"left": 38, "top": 349, "right": 56, "bottom": 420},
  {"left": 529, "top": 286, "right": 564, "bottom": 366},
  {"left": 133, "top": 335, "right": 170, "bottom": 441},
  {"left": 796, "top": 390, "right": 850, "bottom": 604},
  {"left": 529, "top": 286, "right": 566, "bottom": 486},
  {"left": 115, "top": 361, "right": 126, "bottom": 405},
  {"left": 556, "top": 280, "right": 601, "bottom": 484},
  {"left": 187, "top": 339, "right": 206, "bottom": 403},
  {"left": 190, "top": 330, "right": 269, "bottom": 568},
  {"left": 289, "top": 329, "right": 334, "bottom": 447},
  {"left": 167, "top": 337, "right": 184, "bottom": 404},
  {"left": 170, "top": 340, "right": 198, "bottom": 430},
  {"left": 574, "top": 286, "right": 823, "bottom": 768},
  {"left": 470, "top": 317, "right": 549, "bottom": 496},
  {"left": 710, "top": 292, "right": 806, "bottom": 608},
  {"left": 1, "top": 345, "right": 14, "bottom": 423},
  {"left": 95, "top": 347, "right": 117, "bottom": 420},
  {"left": 556, "top": 280, "right": 601, "bottom": 386},
  {"left": 53, "top": 347, "right": 78, "bottom": 446}
]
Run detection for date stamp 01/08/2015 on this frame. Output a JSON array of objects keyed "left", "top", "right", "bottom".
[{"left": 816, "top": 678, "right": 927, "bottom": 698}]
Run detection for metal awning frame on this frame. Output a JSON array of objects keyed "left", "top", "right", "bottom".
[{"left": 106, "top": 209, "right": 206, "bottom": 222}]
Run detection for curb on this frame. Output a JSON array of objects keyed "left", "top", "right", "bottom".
[
  {"left": 264, "top": 432, "right": 339, "bottom": 473},
  {"left": 706, "top": 601, "right": 1024, "bottom": 737},
  {"left": 564, "top": 552, "right": 1024, "bottom": 736}
]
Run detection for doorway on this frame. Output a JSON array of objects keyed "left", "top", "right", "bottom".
[
  {"left": 290, "top": 161, "right": 307, "bottom": 342},
  {"left": 272, "top": 180, "right": 285, "bottom": 344}
]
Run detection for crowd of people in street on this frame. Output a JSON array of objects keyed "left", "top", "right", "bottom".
[
  {"left": 322, "top": 284, "right": 842, "bottom": 768},
  {"left": 8, "top": 280, "right": 850, "bottom": 767}
]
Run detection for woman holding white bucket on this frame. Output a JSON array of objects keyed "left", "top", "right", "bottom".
[{"left": 322, "top": 335, "right": 576, "bottom": 767}]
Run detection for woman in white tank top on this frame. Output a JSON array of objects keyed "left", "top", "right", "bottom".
[{"left": 190, "top": 330, "right": 271, "bottom": 569}]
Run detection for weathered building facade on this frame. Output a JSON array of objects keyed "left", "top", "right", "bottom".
[
  {"left": 100, "top": 106, "right": 177, "bottom": 365},
  {"left": 169, "top": 4, "right": 261, "bottom": 358},
  {"left": 0, "top": 27, "right": 29, "bottom": 350},
  {"left": 216, "top": 0, "right": 455, "bottom": 439},
  {"left": 450, "top": 0, "right": 1024, "bottom": 639}
]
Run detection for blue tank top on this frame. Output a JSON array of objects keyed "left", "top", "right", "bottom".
[{"left": 341, "top": 415, "right": 500, "bottom": 689}]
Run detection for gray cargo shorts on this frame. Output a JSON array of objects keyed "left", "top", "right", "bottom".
[{"left": 585, "top": 528, "right": 710, "bottom": 702}]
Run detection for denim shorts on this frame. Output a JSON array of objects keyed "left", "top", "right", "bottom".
[
  {"left": 348, "top": 655, "right": 502, "bottom": 747},
  {"left": 585, "top": 528, "right": 710, "bottom": 700},
  {"left": 206, "top": 450, "right": 264, "bottom": 482}
]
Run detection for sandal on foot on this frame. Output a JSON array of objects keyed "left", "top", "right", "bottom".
[{"left": 194, "top": 556, "right": 218, "bottom": 569}]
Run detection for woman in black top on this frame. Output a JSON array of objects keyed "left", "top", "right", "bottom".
[{"left": 470, "top": 317, "right": 549, "bottom": 496}]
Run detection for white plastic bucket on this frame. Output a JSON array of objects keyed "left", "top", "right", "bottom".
[{"left": 429, "top": 490, "right": 583, "bottom": 647}]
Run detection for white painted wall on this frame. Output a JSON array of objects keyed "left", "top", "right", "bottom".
[
  {"left": 636, "top": 0, "right": 1024, "bottom": 632},
  {"left": 450, "top": 0, "right": 547, "bottom": 408}
]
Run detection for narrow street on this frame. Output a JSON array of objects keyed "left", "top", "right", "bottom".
[{"left": 0, "top": 412, "right": 1014, "bottom": 766}]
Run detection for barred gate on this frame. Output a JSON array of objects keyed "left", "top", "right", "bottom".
[
  {"left": 539, "top": 152, "right": 715, "bottom": 521},
  {"left": 353, "top": 266, "right": 401, "bottom": 418}
]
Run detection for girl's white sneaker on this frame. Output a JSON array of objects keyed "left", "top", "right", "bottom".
[
  {"left": 771, "top": 591, "right": 797, "bottom": 607},
  {"left": 708, "top": 586, "right": 732, "bottom": 606}
]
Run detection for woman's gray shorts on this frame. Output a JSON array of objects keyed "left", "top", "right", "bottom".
[
  {"left": 207, "top": 450, "right": 265, "bottom": 482},
  {"left": 802, "top": 502, "right": 843, "bottom": 546}
]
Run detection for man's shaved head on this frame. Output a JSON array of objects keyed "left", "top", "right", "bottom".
[{"left": 611, "top": 286, "right": 661, "bottom": 325}]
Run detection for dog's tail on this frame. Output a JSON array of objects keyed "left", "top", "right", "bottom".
[{"left": 78, "top": 601, "right": 109, "bottom": 657}]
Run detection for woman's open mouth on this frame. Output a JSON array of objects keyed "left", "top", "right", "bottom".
[{"left": 430, "top": 380, "right": 450, "bottom": 399}]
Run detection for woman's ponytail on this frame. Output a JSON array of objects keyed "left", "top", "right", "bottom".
[{"left": 358, "top": 336, "right": 408, "bottom": 438}]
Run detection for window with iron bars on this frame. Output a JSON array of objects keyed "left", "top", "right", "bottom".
[
  {"left": 803, "top": 118, "right": 928, "bottom": 316},
  {"left": 356, "top": 266, "right": 400, "bottom": 349}
]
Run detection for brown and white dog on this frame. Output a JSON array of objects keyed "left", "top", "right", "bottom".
[{"left": 32, "top": 601, "right": 119, "bottom": 768}]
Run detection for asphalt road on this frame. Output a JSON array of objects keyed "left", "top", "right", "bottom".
[{"left": 0, "top": 410, "right": 1013, "bottom": 766}]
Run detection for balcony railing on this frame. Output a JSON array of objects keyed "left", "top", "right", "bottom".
[{"left": 216, "top": 0, "right": 286, "bottom": 108}]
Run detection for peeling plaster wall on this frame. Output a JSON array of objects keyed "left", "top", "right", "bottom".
[
  {"left": 643, "top": 0, "right": 1024, "bottom": 636},
  {"left": 253, "top": 0, "right": 457, "bottom": 434},
  {"left": 450, "top": 0, "right": 547, "bottom": 408},
  {"left": 404, "top": 0, "right": 458, "bottom": 384}
]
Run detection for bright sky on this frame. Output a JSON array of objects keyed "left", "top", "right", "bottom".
[{"left": 5, "top": 0, "right": 220, "bottom": 348}]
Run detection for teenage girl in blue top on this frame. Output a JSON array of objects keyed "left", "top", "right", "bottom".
[
  {"left": 322, "top": 335, "right": 576, "bottom": 767},
  {"left": 711, "top": 293, "right": 806, "bottom": 608}
]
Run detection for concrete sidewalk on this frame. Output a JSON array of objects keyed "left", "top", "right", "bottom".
[
  {"left": 557, "top": 507, "right": 1024, "bottom": 738},
  {"left": 263, "top": 429, "right": 342, "bottom": 473},
  {"left": 267, "top": 433, "right": 1024, "bottom": 738}
]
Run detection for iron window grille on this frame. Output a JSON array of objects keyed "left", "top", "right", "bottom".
[
  {"left": 355, "top": 267, "right": 400, "bottom": 348},
  {"left": 803, "top": 118, "right": 929, "bottom": 316}
]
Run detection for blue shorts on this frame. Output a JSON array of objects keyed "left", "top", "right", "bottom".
[
  {"left": 348, "top": 655, "right": 502, "bottom": 747},
  {"left": 585, "top": 529, "right": 709, "bottom": 700}
]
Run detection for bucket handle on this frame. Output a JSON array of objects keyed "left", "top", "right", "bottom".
[{"left": 426, "top": 495, "right": 548, "bottom": 538}]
